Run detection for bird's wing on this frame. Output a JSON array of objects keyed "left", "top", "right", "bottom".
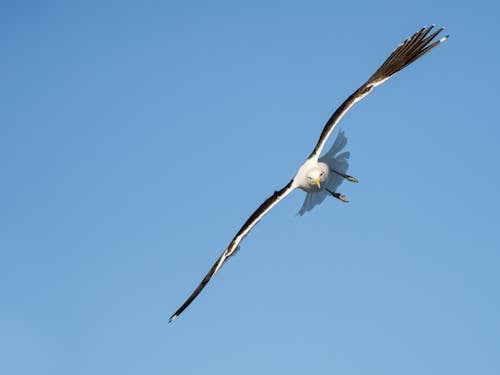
[
  {"left": 308, "top": 25, "right": 448, "bottom": 160},
  {"left": 169, "top": 180, "right": 296, "bottom": 322}
]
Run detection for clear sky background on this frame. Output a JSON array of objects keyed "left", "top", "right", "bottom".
[{"left": 1, "top": 1, "right": 499, "bottom": 374}]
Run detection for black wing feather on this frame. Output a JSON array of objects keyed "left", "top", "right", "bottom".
[
  {"left": 169, "top": 180, "right": 295, "bottom": 322},
  {"left": 308, "top": 25, "right": 447, "bottom": 159}
]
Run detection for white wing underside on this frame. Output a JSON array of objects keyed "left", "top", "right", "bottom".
[{"left": 298, "top": 130, "right": 351, "bottom": 215}]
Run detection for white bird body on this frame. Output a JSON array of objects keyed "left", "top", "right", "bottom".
[
  {"left": 170, "top": 26, "right": 448, "bottom": 322},
  {"left": 294, "top": 159, "right": 329, "bottom": 192},
  {"left": 296, "top": 130, "right": 353, "bottom": 215}
]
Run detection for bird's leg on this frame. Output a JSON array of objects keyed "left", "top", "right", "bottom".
[
  {"left": 330, "top": 168, "right": 358, "bottom": 183},
  {"left": 325, "top": 188, "right": 349, "bottom": 203}
]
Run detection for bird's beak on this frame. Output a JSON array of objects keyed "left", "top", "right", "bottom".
[{"left": 314, "top": 178, "right": 321, "bottom": 189}]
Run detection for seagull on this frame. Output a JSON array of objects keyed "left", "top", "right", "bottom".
[{"left": 170, "top": 25, "right": 448, "bottom": 322}]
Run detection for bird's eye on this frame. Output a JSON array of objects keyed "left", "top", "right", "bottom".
[{"left": 320, "top": 172, "right": 324, "bottom": 177}]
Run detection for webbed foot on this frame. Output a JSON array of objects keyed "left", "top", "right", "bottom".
[{"left": 325, "top": 188, "right": 349, "bottom": 203}]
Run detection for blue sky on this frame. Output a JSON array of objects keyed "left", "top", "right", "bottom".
[{"left": 1, "top": 1, "right": 499, "bottom": 374}]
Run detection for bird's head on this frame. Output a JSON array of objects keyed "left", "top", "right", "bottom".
[{"left": 306, "top": 166, "right": 328, "bottom": 190}]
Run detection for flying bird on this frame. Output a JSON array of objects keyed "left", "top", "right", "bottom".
[{"left": 170, "top": 25, "right": 448, "bottom": 322}]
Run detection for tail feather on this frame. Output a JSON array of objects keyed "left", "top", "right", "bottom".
[{"left": 322, "top": 129, "right": 348, "bottom": 162}]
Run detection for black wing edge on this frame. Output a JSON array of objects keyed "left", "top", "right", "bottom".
[
  {"left": 169, "top": 180, "right": 295, "bottom": 323},
  {"left": 169, "top": 256, "right": 222, "bottom": 323},
  {"left": 366, "top": 25, "right": 448, "bottom": 86},
  {"left": 308, "top": 25, "right": 448, "bottom": 159}
]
